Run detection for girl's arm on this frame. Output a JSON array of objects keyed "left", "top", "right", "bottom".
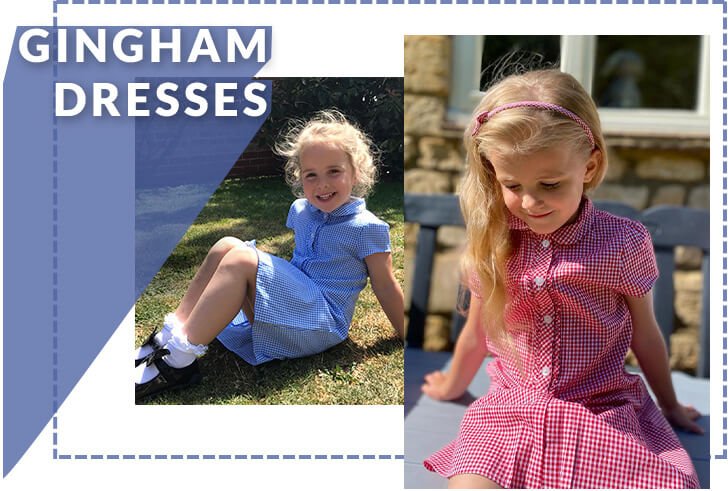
[
  {"left": 365, "top": 252, "right": 405, "bottom": 340},
  {"left": 421, "top": 294, "right": 489, "bottom": 401},
  {"left": 627, "top": 291, "right": 703, "bottom": 434}
]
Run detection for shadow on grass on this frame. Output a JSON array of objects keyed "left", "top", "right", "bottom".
[{"left": 139, "top": 335, "right": 403, "bottom": 405}]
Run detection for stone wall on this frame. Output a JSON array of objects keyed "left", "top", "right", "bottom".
[{"left": 404, "top": 35, "right": 709, "bottom": 374}]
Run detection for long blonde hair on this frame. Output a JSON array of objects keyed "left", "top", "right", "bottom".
[{"left": 460, "top": 69, "right": 607, "bottom": 346}]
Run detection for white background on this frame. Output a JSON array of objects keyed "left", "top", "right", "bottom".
[{"left": 0, "top": 1, "right": 724, "bottom": 490}]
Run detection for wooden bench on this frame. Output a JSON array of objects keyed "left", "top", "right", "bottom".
[{"left": 404, "top": 193, "right": 710, "bottom": 488}]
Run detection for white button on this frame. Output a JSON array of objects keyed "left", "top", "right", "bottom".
[
  {"left": 543, "top": 315, "right": 553, "bottom": 325},
  {"left": 534, "top": 276, "right": 545, "bottom": 287},
  {"left": 541, "top": 366, "right": 551, "bottom": 376},
  {"left": 541, "top": 239, "right": 550, "bottom": 248}
]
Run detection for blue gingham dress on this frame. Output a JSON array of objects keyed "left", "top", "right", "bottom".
[{"left": 216, "top": 197, "right": 391, "bottom": 365}]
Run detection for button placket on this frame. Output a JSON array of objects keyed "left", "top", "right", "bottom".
[
  {"left": 307, "top": 222, "right": 317, "bottom": 253},
  {"left": 531, "top": 234, "right": 556, "bottom": 391},
  {"left": 530, "top": 235, "right": 552, "bottom": 295},
  {"left": 535, "top": 303, "right": 557, "bottom": 390},
  {"left": 309, "top": 214, "right": 329, "bottom": 253}
]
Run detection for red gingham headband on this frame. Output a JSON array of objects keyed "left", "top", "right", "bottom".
[{"left": 471, "top": 101, "right": 596, "bottom": 149}]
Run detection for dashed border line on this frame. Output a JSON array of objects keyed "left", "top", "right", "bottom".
[
  {"left": 55, "top": 453, "right": 405, "bottom": 460},
  {"left": 720, "top": 0, "right": 728, "bottom": 461},
  {"left": 49, "top": 0, "right": 728, "bottom": 7},
  {"left": 47, "top": 0, "right": 724, "bottom": 462},
  {"left": 52, "top": 0, "right": 60, "bottom": 462}
]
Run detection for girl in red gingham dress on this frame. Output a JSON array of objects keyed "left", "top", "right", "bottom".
[{"left": 421, "top": 69, "right": 703, "bottom": 489}]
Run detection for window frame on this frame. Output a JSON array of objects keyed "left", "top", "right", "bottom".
[{"left": 447, "top": 35, "right": 710, "bottom": 138}]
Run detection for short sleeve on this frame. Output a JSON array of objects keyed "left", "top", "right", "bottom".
[
  {"left": 286, "top": 201, "right": 299, "bottom": 230},
  {"left": 357, "top": 221, "right": 391, "bottom": 260},
  {"left": 618, "top": 220, "right": 658, "bottom": 297}
]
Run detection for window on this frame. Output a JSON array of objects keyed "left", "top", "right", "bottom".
[{"left": 448, "top": 35, "right": 709, "bottom": 138}]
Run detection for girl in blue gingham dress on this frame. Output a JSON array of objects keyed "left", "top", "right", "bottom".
[{"left": 134, "top": 110, "right": 404, "bottom": 402}]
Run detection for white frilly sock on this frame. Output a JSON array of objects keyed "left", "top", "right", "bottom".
[
  {"left": 134, "top": 321, "right": 208, "bottom": 385},
  {"left": 164, "top": 327, "right": 208, "bottom": 367}
]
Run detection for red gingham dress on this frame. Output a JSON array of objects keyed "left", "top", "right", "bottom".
[{"left": 424, "top": 198, "right": 700, "bottom": 488}]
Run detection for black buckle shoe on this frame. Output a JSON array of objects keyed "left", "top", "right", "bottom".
[
  {"left": 135, "top": 329, "right": 162, "bottom": 367},
  {"left": 135, "top": 348, "right": 202, "bottom": 402}
]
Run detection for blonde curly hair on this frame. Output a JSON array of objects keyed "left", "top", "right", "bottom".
[
  {"left": 461, "top": 69, "right": 607, "bottom": 348},
  {"left": 275, "top": 110, "right": 379, "bottom": 198}
]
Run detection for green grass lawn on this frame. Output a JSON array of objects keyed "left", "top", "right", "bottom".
[{"left": 135, "top": 176, "right": 404, "bottom": 405}]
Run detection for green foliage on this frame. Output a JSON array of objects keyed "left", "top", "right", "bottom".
[{"left": 257, "top": 78, "right": 404, "bottom": 180}]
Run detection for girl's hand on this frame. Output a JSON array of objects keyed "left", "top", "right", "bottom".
[
  {"left": 421, "top": 370, "right": 463, "bottom": 401},
  {"left": 662, "top": 403, "right": 704, "bottom": 435}
]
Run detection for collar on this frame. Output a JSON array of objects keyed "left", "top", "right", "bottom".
[
  {"left": 507, "top": 197, "right": 594, "bottom": 245},
  {"left": 305, "top": 197, "right": 366, "bottom": 218}
]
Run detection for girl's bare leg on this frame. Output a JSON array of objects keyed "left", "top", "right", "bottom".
[
  {"left": 182, "top": 244, "right": 258, "bottom": 346},
  {"left": 136, "top": 237, "right": 245, "bottom": 362},
  {"left": 175, "top": 237, "right": 248, "bottom": 324},
  {"left": 448, "top": 474, "right": 502, "bottom": 489},
  {"left": 135, "top": 240, "right": 257, "bottom": 395}
]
